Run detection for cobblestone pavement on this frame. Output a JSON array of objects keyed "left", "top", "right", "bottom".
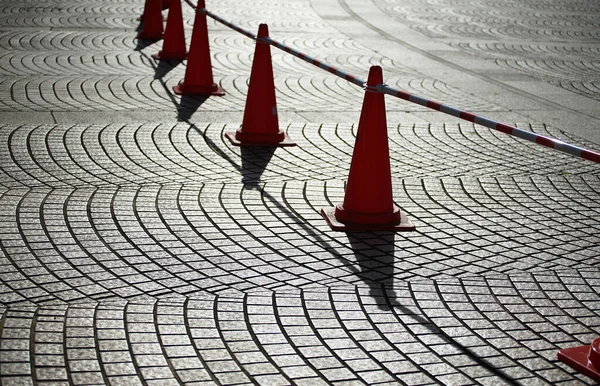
[{"left": 1, "top": 0, "right": 600, "bottom": 385}]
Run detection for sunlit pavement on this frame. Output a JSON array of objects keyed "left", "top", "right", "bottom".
[{"left": 0, "top": 0, "right": 599, "bottom": 384}]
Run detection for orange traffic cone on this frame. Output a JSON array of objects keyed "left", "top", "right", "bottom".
[
  {"left": 225, "top": 24, "right": 295, "bottom": 147},
  {"left": 173, "top": 1, "right": 224, "bottom": 96},
  {"left": 321, "top": 66, "right": 415, "bottom": 231},
  {"left": 152, "top": 0, "right": 187, "bottom": 60},
  {"left": 136, "top": 0, "right": 163, "bottom": 40},
  {"left": 557, "top": 338, "right": 600, "bottom": 382}
]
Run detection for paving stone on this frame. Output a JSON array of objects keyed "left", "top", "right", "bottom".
[{"left": 0, "top": 0, "right": 600, "bottom": 385}]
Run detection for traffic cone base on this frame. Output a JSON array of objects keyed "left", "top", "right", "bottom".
[
  {"left": 321, "top": 65, "right": 415, "bottom": 232},
  {"left": 321, "top": 206, "right": 415, "bottom": 232},
  {"left": 172, "top": 82, "right": 225, "bottom": 96},
  {"left": 225, "top": 129, "right": 296, "bottom": 147},
  {"left": 233, "top": 24, "right": 294, "bottom": 147},
  {"left": 557, "top": 338, "right": 600, "bottom": 383},
  {"left": 152, "top": 51, "right": 188, "bottom": 61}
]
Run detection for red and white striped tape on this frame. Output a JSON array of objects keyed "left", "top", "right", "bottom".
[
  {"left": 181, "top": 0, "right": 600, "bottom": 164},
  {"left": 378, "top": 84, "right": 600, "bottom": 164}
]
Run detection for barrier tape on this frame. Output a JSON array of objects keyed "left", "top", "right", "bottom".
[
  {"left": 180, "top": 0, "right": 600, "bottom": 164},
  {"left": 377, "top": 84, "right": 600, "bottom": 164}
]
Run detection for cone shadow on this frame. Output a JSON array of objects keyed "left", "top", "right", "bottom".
[
  {"left": 348, "top": 233, "right": 396, "bottom": 311},
  {"left": 177, "top": 94, "right": 208, "bottom": 122},
  {"left": 345, "top": 233, "right": 520, "bottom": 385},
  {"left": 240, "top": 146, "right": 276, "bottom": 186},
  {"left": 154, "top": 60, "right": 181, "bottom": 79},
  {"left": 134, "top": 34, "right": 154, "bottom": 51}
]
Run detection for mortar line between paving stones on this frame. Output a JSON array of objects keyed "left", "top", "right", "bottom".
[
  {"left": 354, "top": 284, "right": 434, "bottom": 385},
  {"left": 505, "top": 275, "right": 580, "bottom": 353},
  {"left": 152, "top": 300, "right": 185, "bottom": 384},
  {"left": 488, "top": 177, "right": 595, "bottom": 269},
  {"left": 47, "top": 124, "right": 90, "bottom": 187},
  {"left": 116, "top": 124, "right": 177, "bottom": 184},
  {"left": 17, "top": 189, "right": 76, "bottom": 305},
  {"left": 328, "top": 287, "right": 406, "bottom": 383},
  {"left": 411, "top": 281, "right": 522, "bottom": 385},
  {"left": 214, "top": 295, "right": 258, "bottom": 385},
  {"left": 347, "top": 285, "right": 416, "bottom": 384},
  {"left": 478, "top": 276, "right": 569, "bottom": 380},
  {"left": 29, "top": 307, "right": 38, "bottom": 384},
  {"left": 75, "top": 125, "right": 129, "bottom": 187},
  {"left": 140, "top": 185, "right": 211, "bottom": 296},
  {"left": 187, "top": 184, "right": 265, "bottom": 293},
  {"left": 62, "top": 307, "right": 77, "bottom": 385},
  {"left": 92, "top": 304, "right": 112, "bottom": 386},
  {"left": 258, "top": 183, "right": 357, "bottom": 288},
  {"left": 114, "top": 186, "right": 179, "bottom": 298},
  {"left": 245, "top": 293, "right": 297, "bottom": 384},
  {"left": 270, "top": 291, "right": 326, "bottom": 382},
  {"left": 123, "top": 302, "right": 147, "bottom": 384},
  {"left": 446, "top": 279, "right": 548, "bottom": 381},
  {"left": 327, "top": 286, "right": 412, "bottom": 384},
  {"left": 90, "top": 187, "right": 159, "bottom": 300},
  {"left": 9, "top": 125, "right": 50, "bottom": 189},
  {"left": 182, "top": 297, "right": 221, "bottom": 384},
  {"left": 300, "top": 288, "right": 367, "bottom": 384},
  {"left": 102, "top": 124, "right": 149, "bottom": 186}
]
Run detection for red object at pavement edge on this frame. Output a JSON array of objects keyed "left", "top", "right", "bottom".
[
  {"left": 225, "top": 24, "right": 295, "bottom": 147},
  {"left": 557, "top": 338, "right": 600, "bottom": 383},
  {"left": 173, "top": 0, "right": 224, "bottom": 96},
  {"left": 152, "top": 0, "right": 187, "bottom": 60},
  {"left": 321, "top": 66, "right": 415, "bottom": 232},
  {"left": 162, "top": 0, "right": 171, "bottom": 9},
  {"left": 136, "top": 0, "right": 164, "bottom": 40}
]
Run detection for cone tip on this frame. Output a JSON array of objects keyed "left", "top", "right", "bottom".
[
  {"left": 367, "top": 65, "right": 383, "bottom": 86},
  {"left": 258, "top": 24, "right": 269, "bottom": 38}
]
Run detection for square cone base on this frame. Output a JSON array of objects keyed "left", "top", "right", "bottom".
[
  {"left": 557, "top": 346, "right": 600, "bottom": 383},
  {"left": 172, "top": 83, "right": 225, "bottom": 96},
  {"left": 152, "top": 52, "right": 188, "bottom": 61},
  {"left": 321, "top": 206, "right": 416, "bottom": 232},
  {"left": 225, "top": 131, "right": 296, "bottom": 147}
]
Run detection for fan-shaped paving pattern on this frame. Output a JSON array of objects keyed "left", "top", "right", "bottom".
[
  {"left": 1, "top": 0, "right": 600, "bottom": 384},
  {"left": 374, "top": 0, "right": 600, "bottom": 100},
  {"left": 0, "top": 276, "right": 598, "bottom": 385},
  {"left": 0, "top": 123, "right": 597, "bottom": 190}
]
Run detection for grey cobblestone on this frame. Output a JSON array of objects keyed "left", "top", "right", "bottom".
[{"left": 1, "top": 0, "right": 600, "bottom": 384}]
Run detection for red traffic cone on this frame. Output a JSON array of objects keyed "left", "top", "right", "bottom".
[
  {"left": 225, "top": 24, "right": 295, "bottom": 147},
  {"left": 557, "top": 338, "right": 600, "bottom": 382},
  {"left": 152, "top": 0, "right": 187, "bottom": 60},
  {"left": 162, "top": 0, "right": 171, "bottom": 10},
  {"left": 136, "top": 0, "right": 163, "bottom": 40},
  {"left": 321, "top": 66, "right": 414, "bottom": 231},
  {"left": 173, "top": 1, "right": 224, "bottom": 96}
]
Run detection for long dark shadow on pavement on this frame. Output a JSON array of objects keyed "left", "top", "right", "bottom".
[
  {"left": 346, "top": 232, "right": 519, "bottom": 385},
  {"left": 154, "top": 60, "right": 181, "bottom": 79},
  {"left": 177, "top": 95, "right": 208, "bottom": 122},
  {"left": 348, "top": 233, "right": 395, "bottom": 310},
  {"left": 240, "top": 147, "right": 276, "bottom": 185}
]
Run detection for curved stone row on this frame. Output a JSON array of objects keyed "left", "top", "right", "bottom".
[
  {"left": 0, "top": 276, "right": 597, "bottom": 385},
  {"left": 379, "top": 1, "right": 600, "bottom": 42},
  {"left": 374, "top": 0, "right": 600, "bottom": 103},
  {"left": 0, "top": 123, "right": 596, "bottom": 189},
  {"left": 1, "top": 176, "right": 598, "bottom": 307}
]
